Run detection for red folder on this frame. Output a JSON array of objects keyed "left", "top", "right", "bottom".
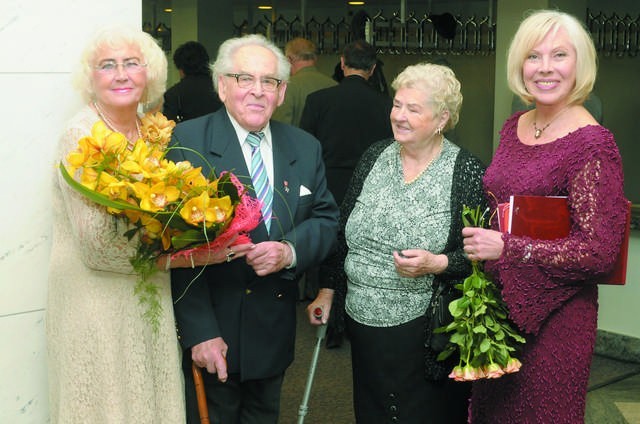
[{"left": 497, "top": 195, "right": 630, "bottom": 285}]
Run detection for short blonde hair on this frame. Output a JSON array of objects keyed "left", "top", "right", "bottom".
[
  {"left": 391, "top": 62, "right": 463, "bottom": 132},
  {"left": 73, "top": 24, "right": 167, "bottom": 105},
  {"left": 507, "top": 10, "right": 597, "bottom": 106}
]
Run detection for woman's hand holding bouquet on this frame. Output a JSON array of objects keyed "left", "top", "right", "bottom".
[{"left": 60, "top": 112, "right": 262, "bottom": 332}]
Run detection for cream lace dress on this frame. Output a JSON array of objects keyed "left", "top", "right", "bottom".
[{"left": 46, "top": 106, "right": 185, "bottom": 423}]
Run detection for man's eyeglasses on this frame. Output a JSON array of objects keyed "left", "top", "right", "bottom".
[
  {"left": 225, "top": 73, "right": 282, "bottom": 92},
  {"left": 94, "top": 59, "right": 147, "bottom": 74}
]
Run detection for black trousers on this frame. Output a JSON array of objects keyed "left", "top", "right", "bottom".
[
  {"left": 183, "top": 364, "right": 284, "bottom": 424},
  {"left": 347, "top": 314, "right": 470, "bottom": 424}
]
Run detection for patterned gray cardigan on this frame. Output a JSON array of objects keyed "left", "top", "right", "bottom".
[{"left": 325, "top": 138, "right": 487, "bottom": 354}]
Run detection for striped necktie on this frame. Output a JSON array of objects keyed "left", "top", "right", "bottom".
[{"left": 246, "top": 131, "right": 273, "bottom": 232}]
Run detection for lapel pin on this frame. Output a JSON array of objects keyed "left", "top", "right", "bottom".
[{"left": 283, "top": 180, "right": 289, "bottom": 193}]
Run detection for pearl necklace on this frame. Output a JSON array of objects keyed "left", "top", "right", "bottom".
[
  {"left": 533, "top": 107, "right": 570, "bottom": 139},
  {"left": 93, "top": 101, "right": 142, "bottom": 149},
  {"left": 400, "top": 137, "right": 444, "bottom": 185}
]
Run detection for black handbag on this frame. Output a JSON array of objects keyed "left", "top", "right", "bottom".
[{"left": 424, "top": 280, "right": 458, "bottom": 380}]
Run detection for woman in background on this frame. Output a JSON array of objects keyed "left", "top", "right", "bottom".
[
  {"left": 163, "top": 40, "right": 222, "bottom": 122},
  {"left": 320, "top": 63, "right": 485, "bottom": 423},
  {"left": 462, "top": 10, "right": 627, "bottom": 423}
]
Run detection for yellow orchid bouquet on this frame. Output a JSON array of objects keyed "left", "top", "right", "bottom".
[
  {"left": 59, "top": 112, "right": 261, "bottom": 332},
  {"left": 435, "top": 205, "right": 526, "bottom": 381}
]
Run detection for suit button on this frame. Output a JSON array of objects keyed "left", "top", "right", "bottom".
[
  {"left": 245, "top": 289, "right": 252, "bottom": 295},
  {"left": 276, "top": 292, "right": 284, "bottom": 298}
]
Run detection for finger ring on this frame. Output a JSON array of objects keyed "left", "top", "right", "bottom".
[{"left": 226, "top": 248, "right": 235, "bottom": 263}]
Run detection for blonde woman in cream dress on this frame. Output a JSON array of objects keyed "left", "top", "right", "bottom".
[{"left": 46, "top": 25, "right": 186, "bottom": 423}]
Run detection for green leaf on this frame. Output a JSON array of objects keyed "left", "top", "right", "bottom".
[
  {"left": 170, "top": 229, "right": 211, "bottom": 249},
  {"left": 60, "top": 163, "right": 143, "bottom": 212},
  {"left": 450, "top": 332, "right": 467, "bottom": 345},
  {"left": 472, "top": 324, "right": 487, "bottom": 334},
  {"left": 479, "top": 338, "right": 491, "bottom": 353},
  {"left": 449, "top": 298, "right": 464, "bottom": 317},
  {"left": 59, "top": 162, "right": 176, "bottom": 220}
]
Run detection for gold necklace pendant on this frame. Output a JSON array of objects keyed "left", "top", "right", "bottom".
[
  {"left": 533, "top": 126, "right": 547, "bottom": 139},
  {"left": 532, "top": 106, "right": 571, "bottom": 139},
  {"left": 401, "top": 138, "right": 444, "bottom": 184}
]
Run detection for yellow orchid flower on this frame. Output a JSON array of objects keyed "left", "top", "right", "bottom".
[
  {"left": 141, "top": 112, "right": 176, "bottom": 147},
  {"left": 124, "top": 209, "right": 143, "bottom": 224},
  {"left": 97, "top": 172, "right": 128, "bottom": 201},
  {"left": 120, "top": 142, "right": 168, "bottom": 183},
  {"left": 180, "top": 192, "right": 233, "bottom": 227},
  {"left": 90, "top": 121, "right": 129, "bottom": 155},
  {"left": 180, "top": 192, "right": 209, "bottom": 225},
  {"left": 208, "top": 196, "right": 234, "bottom": 223},
  {"left": 66, "top": 137, "right": 94, "bottom": 170},
  {"left": 132, "top": 181, "right": 180, "bottom": 213},
  {"left": 79, "top": 167, "right": 99, "bottom": 190},
  {"left": 180, "top": 166, "right": 209, "bottom": 195},
  {"left": 140, "top": 214, "right": 163, "bottom": 237}
]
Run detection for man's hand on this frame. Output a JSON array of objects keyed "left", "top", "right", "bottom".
[
  {"left": 191, "top": 337, "right": 228, "bottom": 382},
  {"left": 306, "top": 288, "right": 334, "bottom": 325},
  {"left": 245, "top": 241, "right": 292, "bottom": 276}
]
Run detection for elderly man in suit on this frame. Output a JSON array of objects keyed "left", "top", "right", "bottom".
[{"left": 167, "top": 34, "right": 339, "bottom": 424}]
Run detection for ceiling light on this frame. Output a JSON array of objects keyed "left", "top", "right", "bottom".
[
  {"left": 258, "top": 5, "right": 273, "bottom": 9},
  {"left": 164, "top": 8, "right": 172, "bottom": 12},
  {"left": 348, "top": 1, "right": 365, "bottom": 5}
]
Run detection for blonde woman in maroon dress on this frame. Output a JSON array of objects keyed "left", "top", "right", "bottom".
[{"left": 462, "top": 10, "right": 627, "bottom": 423}]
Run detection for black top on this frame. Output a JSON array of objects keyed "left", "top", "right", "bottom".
[{"left": 163, "top": 74, "right": 222, "bottom": 122}]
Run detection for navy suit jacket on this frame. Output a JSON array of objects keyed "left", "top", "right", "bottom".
[{"left": 166, "top": 108, "right": 339, "bottom": 381}]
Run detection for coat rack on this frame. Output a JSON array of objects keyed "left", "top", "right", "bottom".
[
  {"left": 587, "top": 9, "right": 640, "bottom": 57},
  {"left": 234, "top": 11, "right": 495, "bottom": 55}
]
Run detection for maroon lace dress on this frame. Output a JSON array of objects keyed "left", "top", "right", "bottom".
[{"left": 469, "top": 111, "right": 627, "bottom": 424}]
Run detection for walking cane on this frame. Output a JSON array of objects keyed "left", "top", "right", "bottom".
[
  {"left": 297, "top": 307, "right": 328, "bottom": 424},
  {"left": 192, "top": 362, "right": 210, "bottom": 424}
]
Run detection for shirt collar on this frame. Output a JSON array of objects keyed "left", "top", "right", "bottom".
[{"left": 225, "top": 109, "right": 273, "bottom": 150}]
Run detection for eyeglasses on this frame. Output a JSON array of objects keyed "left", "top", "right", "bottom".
[
  {"left": 94, "top": 59, "right": 147, "bottom": 74},
  {"left": 225, "top": 73, "right": 282, "bottom": 92}
]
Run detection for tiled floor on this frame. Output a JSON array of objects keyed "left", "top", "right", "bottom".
[
  {"left": 586, "top": 367, "right": 640, "bottom": 424},
  {"left": 282, "top": 302, "right": 640, "bottom": 423}
]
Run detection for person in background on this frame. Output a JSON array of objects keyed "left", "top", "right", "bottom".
[
  {"left": 163, "top": 40, "right": 223, "bottom": 122},
  {"left": 166, "top": 34, "right": 339, "bottom": 424},
  {"left": 271, "top": 37, "right": 336, "bottom": 126},
  {"left": 47, "top": 25, "right": 192, "bottom": 423},
  {"left": 332, "top": 10, "right": 390, "bottom": 97},
  {"left": 323, "top": 62, "right": 485, "bottom": 423},
  {"left": 300, "top": 38, "right": 393, "bottom": 348},
  {"left": 462, "top": 10, "right": 627, "bottom": 423}
]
